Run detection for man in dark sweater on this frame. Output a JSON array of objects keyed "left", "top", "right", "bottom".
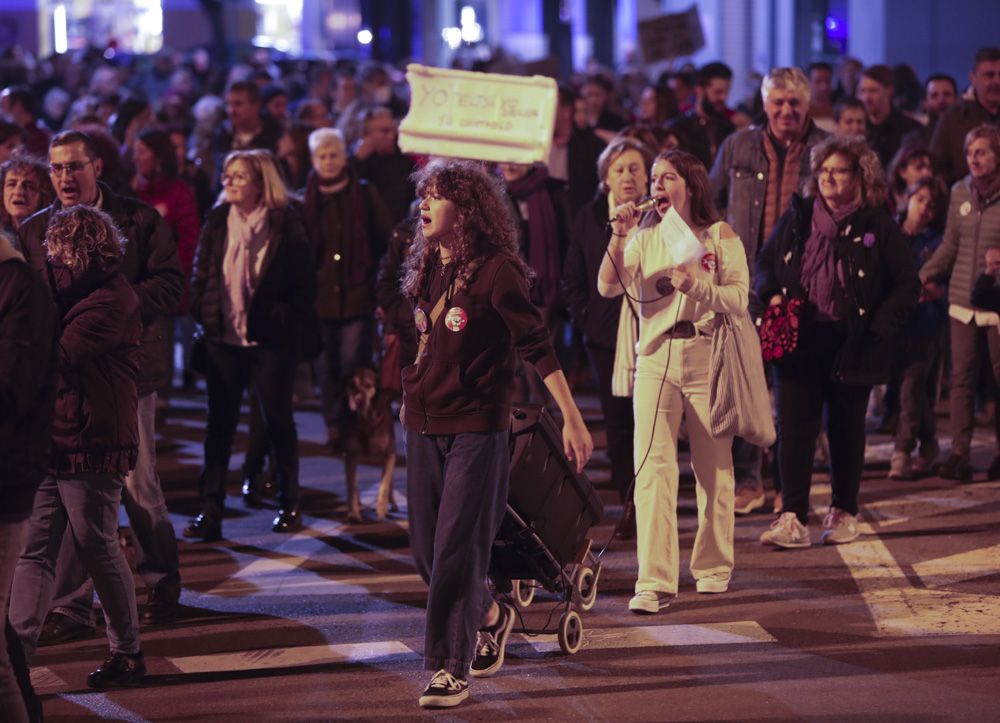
[{"left": 858, "top": 64, "right": 922, "bottom": 168}]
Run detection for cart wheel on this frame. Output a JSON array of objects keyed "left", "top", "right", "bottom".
[
  {"left": 512, "top": 579, "right": 535, "bottom": 608},
  {"left": 576, "top": 567, "right": 597, "bottom": 612},
  {"left": 557, "top": 610, "right": 583, "bottom": 654}
]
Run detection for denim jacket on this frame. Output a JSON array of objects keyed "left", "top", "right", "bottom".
[{"left": 709, "top": 121, "right": 829, "bottom": 270}]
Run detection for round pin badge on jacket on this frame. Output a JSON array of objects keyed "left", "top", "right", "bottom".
[{"left": 444, "top": 306, "right": 468, "bottom": 332}]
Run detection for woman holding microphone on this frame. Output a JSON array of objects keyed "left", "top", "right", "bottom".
[{"left": 598, "top": 150, "right": 748, "bottom": 613}]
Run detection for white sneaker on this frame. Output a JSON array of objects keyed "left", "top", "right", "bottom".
[
  {"left": 418, "top": 669, "right": 469, "bottom": 708},
  {"left": 820, "top": 507, "right": 859, "bottom": 545},
  {"left": 759, "top": 512, "right": 811, "bottom": 549},
  {"left": 695, "top": 572, "right": 731, "bottom": 594},
  {"left": 628, "top": 590, "right": 672, "bottom": 614},
  {"left": 888, "top": 451, "right": 912, "bottom": 480},
  {"left": 733, "top": 486, "right": 766, "bottom": 515}
]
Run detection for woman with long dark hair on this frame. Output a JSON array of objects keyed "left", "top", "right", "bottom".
[
  {"left": 400, "top": 159, "right": 592, "bottom": 709},
  {"left": 598, "top": 150, "right": 748, "bottom": 613}
]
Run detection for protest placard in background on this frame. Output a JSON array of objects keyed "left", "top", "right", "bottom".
[
  {"left": 637, "top": 6, "right": 705, "bottom": 63},
  {"left": 399, "top": 64, "right": 557, "bottom": 164}
]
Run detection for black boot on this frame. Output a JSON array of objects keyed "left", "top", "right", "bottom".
[
  {"left": 182, "top": 513, "right": 222, "bottom": 541},
  {"left": 140, "top": 582, "right": 180, "bottom": 625},
  {"left": 87, "top": 651, "right": 146, "bottom": 689},
  {"left": 272, "top": 507, "right": 302, "bottom": 533},
  {"left": 241, "top": 475, "right": 264, "bottom": 509}
]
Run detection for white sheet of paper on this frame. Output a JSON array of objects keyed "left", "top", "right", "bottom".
[{"left": 650, "top": 206, "right": 706, "bottom": 271}]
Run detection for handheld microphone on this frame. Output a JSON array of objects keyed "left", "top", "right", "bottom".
[{"left": 611, "top": 197, "right": 657, "bottom": 223}]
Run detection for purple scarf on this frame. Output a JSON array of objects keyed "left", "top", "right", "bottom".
[
  {"left": 802, "top": 197, "right": 857, "bottom": 321},
  {"left": 506, "top": 166, "right": 560, "bottom": 306}
]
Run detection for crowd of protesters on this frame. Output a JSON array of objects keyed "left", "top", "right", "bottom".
[{"left": 2, "top": 38, "right": 1000, "bottom": 712}]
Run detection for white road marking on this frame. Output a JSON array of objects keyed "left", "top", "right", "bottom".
[
  {"left": 168, "top": 641, "right": 416, "bottom": 673},
  {"left": 911, "top": 544, "right": 1000, "bottom": 588},
  {"left": 57, "top": 694, "right": 150, "bottom": 722},
  {"left": 519, "top": 620, "right": 775, "bottom": 653},
  {"left": 29, "top": 666, "right": 66, "bottom": 689}
]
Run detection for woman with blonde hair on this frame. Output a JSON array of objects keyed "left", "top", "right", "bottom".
[{"left": 183, "top": 149, "right": 317, "bottom": 540}]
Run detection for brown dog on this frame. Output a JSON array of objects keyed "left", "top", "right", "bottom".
[{"left": 341, "top": 367, "right": 397, "bottom": 522}]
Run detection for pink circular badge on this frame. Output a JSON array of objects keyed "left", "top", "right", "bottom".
[{"left": 444, "top": 306, "right": 468, "bottom": 332}]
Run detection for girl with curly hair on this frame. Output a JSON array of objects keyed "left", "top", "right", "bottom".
[
  {"left": 400, "top": 159, "right": 592, "bottom": 709},
  {"left": 755, "top": 135, "right": 920, "bottom": 549}
]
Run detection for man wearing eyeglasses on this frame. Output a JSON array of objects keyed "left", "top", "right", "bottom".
[{"left": 11, "top": 130, "right": 184, "bottom": 686}]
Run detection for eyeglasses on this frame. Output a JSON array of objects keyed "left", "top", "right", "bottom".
[
  {"left": 818, "top": 166, "right": 854, "bottom": 179},
  {"left": 48, "top": 160, "right": 94, "bottom": 176},
  {"left": 221, "top": 172, "right": 253, "bottom": 187}
]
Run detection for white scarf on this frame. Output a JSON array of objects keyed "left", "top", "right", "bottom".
[{"left": 221, "top": 204, "right": 269, "bottom": 345}]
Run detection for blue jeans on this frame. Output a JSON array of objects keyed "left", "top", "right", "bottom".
[
  {"left": 9, "top": 474, "right": 140, "bottom": 662},
  {"left": 406, "top": 430, "right": 509, "bottom": 677},
  {"left": 49, "top": 393, "right": 180, "bottom": 626}
]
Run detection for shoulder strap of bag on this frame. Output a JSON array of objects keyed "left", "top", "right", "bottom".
[{"left": 414, "top": 259, "right": 481, "bottom": 365}]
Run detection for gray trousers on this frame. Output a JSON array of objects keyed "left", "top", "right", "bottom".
[
  {"left": 48, "top": 394, "right": 179, "bottom": 626},
  {"left": 948, "top": 319, "right": 1000, "bottom": 458},
  {"left": 8, "top": 473, "right": 140, "bottom": 662}
]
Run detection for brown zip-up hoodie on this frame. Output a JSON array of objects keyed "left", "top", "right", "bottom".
[{"left": 402, "top": 252, "right": 560, "bottom": 435}]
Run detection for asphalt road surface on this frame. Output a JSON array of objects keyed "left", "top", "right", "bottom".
[{"left": 28, "top": 388, "right": 1000, "bottom": 721}]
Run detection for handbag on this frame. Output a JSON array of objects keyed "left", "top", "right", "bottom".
[
  {"left": 706, "top": 226, "right": 776, "bottom": 446},
  {"left": 758, "top": 297, "right": 804, "bottom": 363}
]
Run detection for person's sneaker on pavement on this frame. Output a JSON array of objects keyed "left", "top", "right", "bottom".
[
  {"left": 469, "top": 601, "right": 515, "bottom": 678},
  {"left": 418, "top": 669, "right": 469, "bottom": 708},
  {"left": 888, "top": 451, "right": 913, "bottom": 480},
  {"left": 820, "top": 507, "right": 859, "bottom": 545},
  {"left": 628, "top": 590, "right": 672, "bottom": 614},
  {"left": 759, "top": 512, "right": 811, "bottom": 548},
  {"left": 733, "top": 486, "right": 766, "bottom": 515},
  {"left": 937, "top": 453, "right": 973, "bottom": 482},
  {"left": 695, "top": 572, "right": 730, "bottom": 594}
]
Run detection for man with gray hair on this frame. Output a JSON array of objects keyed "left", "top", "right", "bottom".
[{"left": 710, "top": 67, "right": 829, "bottom": 515}]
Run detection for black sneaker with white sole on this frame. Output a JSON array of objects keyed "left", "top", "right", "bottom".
[
  {"left": 469, "top": 601, "right": 515, "bottom": 678},
  {"left": 418, "top": 669, "right": 469, "bottom": 708}
]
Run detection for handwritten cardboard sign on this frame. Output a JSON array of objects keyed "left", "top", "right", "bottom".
[
  {"left": 637, "top": 6, "right": 705, "bottom": 62},
  {"left": 399, "top": 64, "right": 557, "bottom": 164}
]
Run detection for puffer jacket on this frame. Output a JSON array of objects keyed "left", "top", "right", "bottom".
[
  {"left": 710, "top": 121, "right": 829, "bottom": 267},
  {"left": 919, "top": 177, "right": 1000, "bottom": 310},
  {"left": 49, "top": 260, "right": 141, "bottom": 475},
  {"left": 755, "top": 194, "right": 920, "bottom": 386},
  {"left": 0, "top": 235, "right": 58, "bottom": 519},
  {"left": 19, "top": 183, "right": 185, "bottom": 395}
]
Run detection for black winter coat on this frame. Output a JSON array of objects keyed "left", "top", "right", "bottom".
[
  {"left": 754, "top": 194, "right": 920, "bottom": 386},
  {"left": 49, "top": 264, "right": 141, "bottom": 475},
  {"left": 19, "top": 183, "right": 185, "bottom": 395},
  {"left": 190, "top": 203, "right": 317, "bottom": 356},
  {"left": 562, "top": 195, "right": 626, "bottom": 351},
  {"left": 0, "top": 242, "right": 58, "bottom": 519}
]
